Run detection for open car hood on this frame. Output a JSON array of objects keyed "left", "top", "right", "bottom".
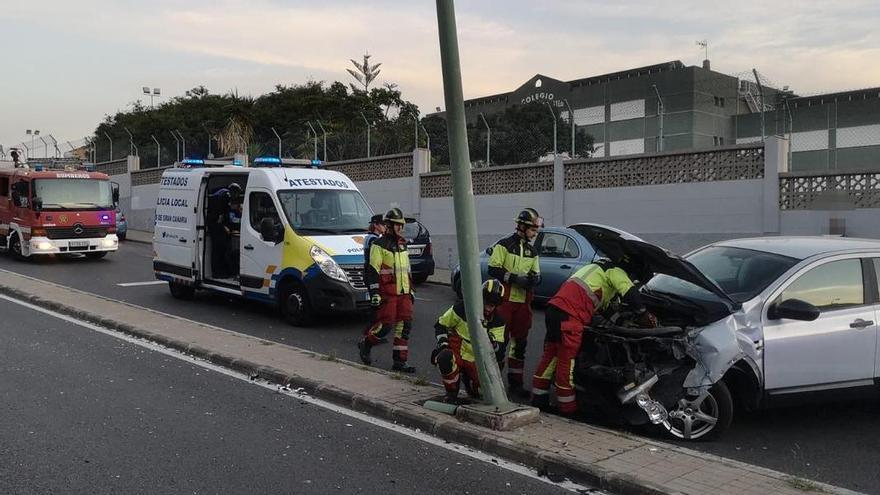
[{"left": 569, "top": 224, "right": 737, "bottom": 309}]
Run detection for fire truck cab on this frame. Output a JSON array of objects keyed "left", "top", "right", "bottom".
[{"left": 0, "top": 160, "right": 120, "bottom": 260}]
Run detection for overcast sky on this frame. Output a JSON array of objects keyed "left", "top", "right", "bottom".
[{"left": 2, "top": 0, "right": 878, "bottom": 150}]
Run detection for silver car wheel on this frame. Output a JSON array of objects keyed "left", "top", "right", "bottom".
[{"left": 662, "top": 391, "right": 719, "bottom": 440}]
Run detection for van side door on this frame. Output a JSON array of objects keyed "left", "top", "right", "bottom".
[{"left": 240, "top": 189, "right": 285, "bottom": 300}]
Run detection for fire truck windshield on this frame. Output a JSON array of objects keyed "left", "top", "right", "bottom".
[{"left": 33, "top": 179, "right": 114, "bottom": 210}]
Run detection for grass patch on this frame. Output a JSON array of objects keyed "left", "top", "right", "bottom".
[
  {"left": 413, "top": 375, "right": 429, "bottom": 386},
  {"left": 390, "top": 373, "right": 405, "bottom": 381},
  {"left": 785, "top": 477, "right": 826, "bottom": 493},
  {"left": 319, "top": 350, "right": 338, "bottom": 362}
]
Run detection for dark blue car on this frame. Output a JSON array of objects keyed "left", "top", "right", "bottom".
[
  {"left": 404, "top": 218, "right": 435, "bottom": 284},
  {"left": 451, "top": 223, "right": 642, "bottom": 302}
]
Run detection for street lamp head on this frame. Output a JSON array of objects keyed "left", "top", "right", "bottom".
[
  {"left": 26, "top": 130, "right": 32, "bottom": 135},
  {"left": 153, "top": 88, "right": 161, "bottom": 95},
  {"left": 143, "top": 86, "right": 150, "bottom": 94},
  {"left": 34, "top": 130, "right": 40, "bottom": 136}
]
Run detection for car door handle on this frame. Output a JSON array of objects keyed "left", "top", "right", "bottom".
[
  {"left": 178, "top": 238, "right": 187, "bottom": 243},
  {"left": 243, "top": 245, "right": 254, "bottom": 251},
  {"left": 560, "top": 264, "right": 571, "bottom": 270},
  {"left": 850, "top": 319, "right": 874, "bottom": 329}
]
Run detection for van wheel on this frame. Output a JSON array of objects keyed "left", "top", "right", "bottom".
[
  {"left": 169, "top": 281, "right": 196, "bottom": 300},
  {"left": 86, "top": 252, "right": 107, "bottom": 260},
  {"left": 279, "top": 282, "right": 314, "bottom": 326},
  {"left": 660, "top": 380, "right": 733, "bottom": 441},
  {"left": 9, "top": 234, "right": 27, "bottom": 261}
]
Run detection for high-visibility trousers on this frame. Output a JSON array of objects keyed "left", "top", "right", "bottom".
[
  {"left": 532, "top": 304, "right": 591, "bottom": 415},
  {"left": 365, "top": 294, "right": 414, "bottom": 364},
  {"left": 496, "top": 299, "right": 532, "bottom": 387}
]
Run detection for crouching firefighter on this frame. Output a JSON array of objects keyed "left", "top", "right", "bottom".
[
  {"left": 431, "top": 279, "right": 506, "bottom": 402},
  {"left": 531, "top": 259, "right": 657, "bottom": 415},
  {"left": 488, "top": 208, "right": 542, "bottom": 397},
  {"left": 358, "top": 208, "right": 417, "bottom": 373}
]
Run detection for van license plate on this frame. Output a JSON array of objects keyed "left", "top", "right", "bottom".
[{"left": 69, "top": 240, "right": 89, "bottom": 248}]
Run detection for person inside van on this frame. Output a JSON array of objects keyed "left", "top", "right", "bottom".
[
  {"left": 225, "top": 197, "right": 243, "bottom": 278},
  {"left": 207, "top": 183, "right": 241, "bottom": 279}
]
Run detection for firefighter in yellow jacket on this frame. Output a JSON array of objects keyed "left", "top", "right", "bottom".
[
  {"left": 488, "top": 208, "right": 542, "bottom": 396},
  {"left": 431, "top": 279, "right": 506, "bottom": 402},
  {"left": 358, "top": 208, "right": 416, "bottom": 373}
]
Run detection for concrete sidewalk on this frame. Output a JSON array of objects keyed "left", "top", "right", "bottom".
[{"left": 0, "top": 269, "right": 860, "bottom": 495}]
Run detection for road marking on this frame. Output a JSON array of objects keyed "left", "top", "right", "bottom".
[
  {"left": 117, "top": 281, "right": 167, "bottom": 287},
  {"left": 0, "top": 293, "right": 601, "bottom": 495},
  {"left": 413, "top": 296, "right": 432, "bottom": 301}
]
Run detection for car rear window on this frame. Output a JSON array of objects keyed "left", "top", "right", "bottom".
[{"left": 403, "top": 221, "right": 424, "bottom": 239}]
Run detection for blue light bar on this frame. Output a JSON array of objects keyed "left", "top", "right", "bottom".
[
  {"left": 233, "top": 159, "right": 243, "bottom": 166},
  {"left": 310, "top": 159, "right": 322, "bottom": 168},
  {"left": 34, "top": 163, "right": 44, "bottom": 171},
  {"left": 182, "top": 158, "right": 205, "bottom": 166},
  {"left": 254, "top": 157, "right": 282, "bottom": 166},
  {"left": 84, "top": 163, "right": 96, "bottom": 172}
]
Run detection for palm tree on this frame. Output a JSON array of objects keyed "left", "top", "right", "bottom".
[{"left": 218, "top": 91, "right": 254, "bottom": 155}]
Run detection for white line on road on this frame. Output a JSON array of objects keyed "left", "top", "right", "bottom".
[
  {"left": 0, "top": 293, "right": 602, "bottom": 495},
  {"left": 116, "top": 281, "right": 168, "bottom": 287}
]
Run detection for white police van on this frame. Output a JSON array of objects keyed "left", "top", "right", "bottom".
[{"left": 153, "top": 158, "right": 374, "bottom": 325}]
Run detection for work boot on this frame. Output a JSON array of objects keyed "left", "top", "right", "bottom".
[
  {"left": 531, "top": 394, "right": 551, "bottom": 412},
  {"left": 508, "top": 383, "right": 530, "bottom": 399},
  {"left": 391, "top": 362, "right": 416, "bottom": 373},
  {"left": 357, "top": 340, "right": 372, "bottom": 365}
]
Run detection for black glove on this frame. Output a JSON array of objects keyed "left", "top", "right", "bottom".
[
  {"left": 507, "top": 273, "right": 520, "bottom": 286},
  {"left": 430, "top": 342, "right": 448, "bottom": 365},
  {"left": 525, "top": 273, "right": 539, "bottom": 288}
]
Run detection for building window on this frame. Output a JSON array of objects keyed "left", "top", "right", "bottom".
[
  {"left": 719, "top": 137, "right": 725, "bottom": 145},
  {"left": 719, "top": 97, "right": 725, "bottom": 107}
]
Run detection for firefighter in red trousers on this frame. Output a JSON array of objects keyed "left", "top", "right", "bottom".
[
  {"left": 488, "top": 208, "right": 542, "bottom": 397},
  {"left": 358, "top": 208, "right": 417, "bottom": 373},
  {"left": 431, "top": 279, "right": 507, "bottom": 402},
  {"left": 531, "top": 259, "right": 657, "bottom": 415}
]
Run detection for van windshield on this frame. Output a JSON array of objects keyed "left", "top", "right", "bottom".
[
  {"left": 277, "top": 189, "right": 373, "bottom": 235},
  {"left": 33, "top": 179, "right": 114, "bottom": 210}
]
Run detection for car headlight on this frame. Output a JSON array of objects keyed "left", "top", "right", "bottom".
[
  {"left": 102, "top": 238, "right": 118, "bottom": 248},
  {"left": 309, "top": 245, "right": 347, "bottom": 282},
  {"left": 37, "top": 241, "right": 53, "bottom": 250}
]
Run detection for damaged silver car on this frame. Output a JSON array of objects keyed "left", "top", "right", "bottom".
[{"left": 574, "top": 229, "right": 880, "bottom": 441}]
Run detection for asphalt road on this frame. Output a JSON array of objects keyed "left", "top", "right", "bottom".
[
  {"left": 2, "top": 242, "right": 879, "bottom": 494},
  {"left": 0, "top": 297, "right": 573, "bottom": 494}
]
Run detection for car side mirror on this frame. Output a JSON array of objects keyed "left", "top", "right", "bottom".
[
  {"left": 11, "top": 190, "right": 20, "bottom": 206},
  {"left": 485, "top": 247, "right": 492, "bottom": 255},
  {"left": 768, "top": 298, "right": 820, "bottom": 322},
  {"left": 33, "top": 197, "right": 43, "bottom": 214},
  {"left": 112, "top": 183, "right": 120, "bottom": 205}
]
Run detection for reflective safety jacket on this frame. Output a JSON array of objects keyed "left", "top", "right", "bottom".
[
  {"left": 487, "top": 233, "right": 540, "bottom": 304},
  {"left": 366, "top": 233, "right": 411, "bottom": 297},
  {"left": 549, "top": 260, "right": 636, "bottom": 324},
  {"left": 435, "top": 302, "right": 505, "bottom": 362}
]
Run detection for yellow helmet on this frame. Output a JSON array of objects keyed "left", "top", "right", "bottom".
[{"left": 384, "top": 207, "right": 406, "bottom": 225}]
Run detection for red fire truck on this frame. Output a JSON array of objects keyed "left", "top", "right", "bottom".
[{"left": 0, "top": 160, "right": 120, "bottom": 260}]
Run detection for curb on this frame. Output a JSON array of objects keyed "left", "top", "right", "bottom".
[{"left": 0, "top": 279, "right": 860, "bottom": 495}]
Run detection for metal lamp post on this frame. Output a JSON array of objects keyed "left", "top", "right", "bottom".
[
  {"left": 124, "top": 127, "right": 138, "bottom": 157},
  {"left": 420, "top": 123, "right": 430, "bottom": 151},
  {"left": 563, "top": 100, "right": 576, "bottom": 157},
  {"left": 545, "top": 101, "right": 557, "bottom": 156},
  {"left": 175, "top": 130, "right": 186, "bottom": 159},
  {"left": 478, "top": 112, "right": 490, "bottom": 166},
  {"left": 316, "top": 120, "right": 328, "bottom": 161},
  {"left": 202, "top": 123, "right": 214, "bottom": 158},
  {"left": 151, "top": 135, "right": 161, "bottom": 167},
  {"left": 39, "top": 136, "right": 49, "bottom": 159},
  {"left": 651, "top": 85, "right": 664, "bottom": 152},
  {"left": 306, "top": 122, "right": 318, "bottom": 160},
  {"left": 169, "top": 131, "right": 180, "bottom": 162},
  {"left": 434, "top": 0, "right": 512, "bottom": 411},
  {"left": 271, "top": 127, "right": 282, "bottom": 158},
  {"left": 103, "top": 132, "right": 113, "bottom": 161}
]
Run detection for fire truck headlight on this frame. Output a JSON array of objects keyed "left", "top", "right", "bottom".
[
  {"left": 37, "top": 241, "right": 53, "bottom": 251},
  {"left": 101, "top": 238, "right": 118, "bottom": 248}
]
